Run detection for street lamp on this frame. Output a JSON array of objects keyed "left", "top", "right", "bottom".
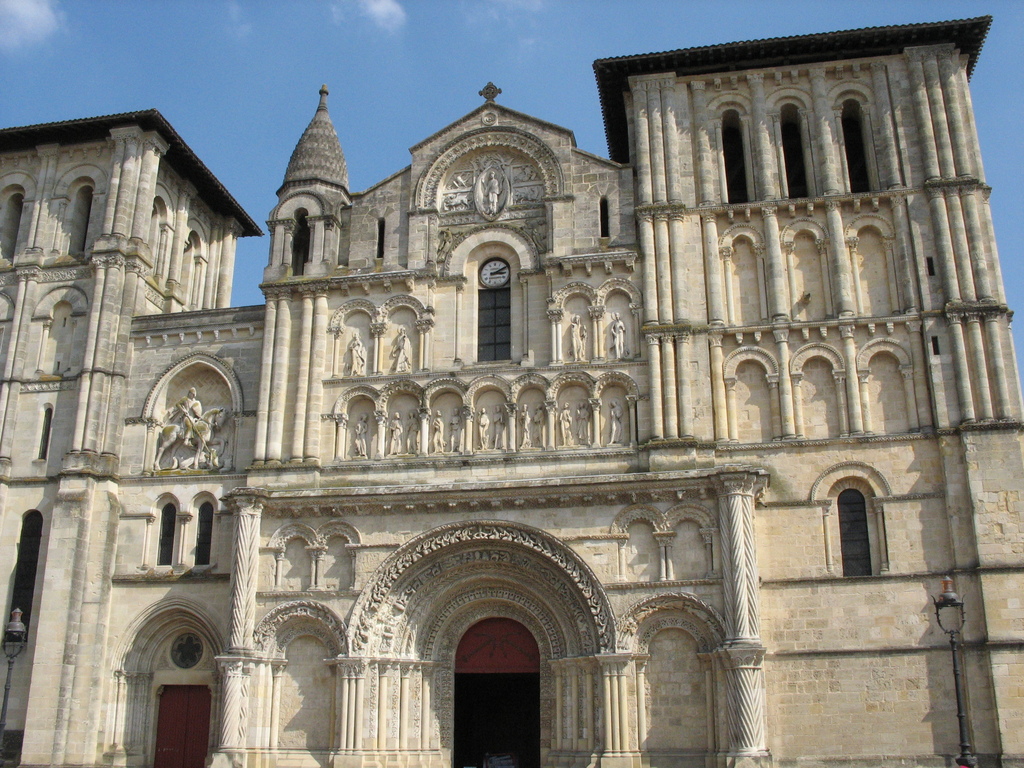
[
  {"left": 0, "top": 608, "right": 28, "bottom": 768},
  {"left": 932, "top": 578, "right": 977, "bottom": 768}
]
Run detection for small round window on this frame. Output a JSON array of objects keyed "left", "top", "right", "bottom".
[{"left": 170, "top": 633, "right": 204, "bottom": 669}]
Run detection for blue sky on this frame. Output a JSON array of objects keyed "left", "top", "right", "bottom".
[{"left": 2, "top": 0, "right": 1022, "bottom": 373}]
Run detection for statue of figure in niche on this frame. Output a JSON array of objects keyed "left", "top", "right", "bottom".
[
  {"left": 155, "top": 387, "right": 233, "bottom": 471},
  {"left": 608, "top": 312, "right": 628, "bottom": 360},
  {"left": 575, "top": 401, "right": 591, "bottom": 446},
  {"left": 559, "top": 404, "right": 575, "bottom": 447},
  {"left": 407, "top": 411, "right": 421, "bottom": 455},
  {"left": 449, "top": 410, "right": 463, "bottom": 453},
  {"left": 568, "top": 314, "right": 587, "bottom": 362},
  {"left": 391, "top": 326, "right": 412, "bottom": 373},
  {"left": 518, "top": 404, "right": 532, "bottom": 449},
  {"left": 431, "top": 410, "right": 445, "bottom": 453},
  {"left": 352, "top": 413, "right": 370, "bottom": 458},
  {"left": 608, "top": 399, "right": 624, "bottom": 445},
  {"left": 492, "top": 405, "right": 506, "bottom": 450},
  {"left": 348, "top": 333, "right": 367, "bottom": 376},
  {"left": 388, "top": 412, "right": 405, "bottom": 455},
  {"left": 474, "top": 164, "right": 509, "bottom": 219},
  {"left": 477, "top": 407, "right": 491, "bottom": 450}
]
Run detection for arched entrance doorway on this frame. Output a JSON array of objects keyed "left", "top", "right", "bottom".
[{"left": 454, "top": 618, "right": 540, "bottom": 768}]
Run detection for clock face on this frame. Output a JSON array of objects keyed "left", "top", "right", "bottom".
[{"left": 480, "top": 258, "right": 511, "bottom": 288}]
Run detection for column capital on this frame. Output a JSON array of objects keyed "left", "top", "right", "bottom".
[
  {"left": 745, "top": 72, "right": 765, "bottom": 85},
  {"left": 715, "top": 643, "right": 766, "bottom": 670},
  {"left": 689, "top": 79, "right": 707, "bottom": 92},
  {"left": 760, "top": 204, "right": 778, "bottom": 219}
]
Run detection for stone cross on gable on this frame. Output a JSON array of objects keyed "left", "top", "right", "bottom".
[{"left": 479, "top": 82, "right": 502, "bottom": 102}]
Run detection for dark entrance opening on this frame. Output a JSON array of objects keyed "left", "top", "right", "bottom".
[
  {"left": 453, "top": 618, "right": 540, "bottom": 768},
  {"left": 154, "top": 685, "right": 211, "bottom": 768}
]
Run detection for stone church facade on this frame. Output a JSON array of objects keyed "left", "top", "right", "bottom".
[{"left": 0, "top": 16, "right": 1021, "bottom": 768}]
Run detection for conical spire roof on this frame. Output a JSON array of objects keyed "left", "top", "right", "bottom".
[{"left": 282, "top": 85, "right": 348, "bottom": 190}]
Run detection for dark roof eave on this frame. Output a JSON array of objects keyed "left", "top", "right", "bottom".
[
  {"left": 593, "top": 16, "right": 992, "bottom": 164},
  {"left": 0, "top": 109, "right": 262, "bottom": 237}
]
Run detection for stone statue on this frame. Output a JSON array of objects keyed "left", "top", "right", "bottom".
[
  {"left": 431, "top": 410, "right": 445, "bottom": 453},
  {"left": 388, "top": 412, "right": 404, "bottom": 455},
  {"left": 155, "top": 387, "right": 232, "bottom": 471},
  {"left": 352, "top": 413, "right": 369, "bottom": 458},
  {"left": 478, "top": 407, "right": 491, "bottom": 450},
  {"left": 391, "top": 326, "right": 412, "bottom": 373},
  {"left": 407, "top": 411, "right": 420, "bottom": 455},
  {"left": 449, "top": 410, "right": 462, "bottom": 453},
  {"left": 559, "top": 404, "right": 575, "bottom": 447},
  {"left": 532, "top": 404, "right": 545, "bottom": 447},
  {"left": 608, "top": 399, "right": 624, "bottom": 444},
  {"left": 575, "top": 401, "right": 590, "bottom": 446},
  {"left": 518, "top": 404, "right": 532, "bottom": 449},
  {"left": 608, "top": 312, "right": 628, "bottom": 360},
  {"left": 568, "top": 314, "right": 587, "bottom": 362},
  {"left": 348, "top": 333, "right": 367, "bottom": 376},
  {"left": 492, "top": 404, "right": 505, "bottom": 450}
]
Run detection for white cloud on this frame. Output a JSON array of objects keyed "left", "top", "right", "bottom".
[
  {"left": 485, "top": 0, "right": 543, "bottom": 10},
  {"left": 0, "top": 0, "right": 60, "bottom": 52},
  {"left": 226, "top": 0, "right": 252, "bottom": 39},
  {"left": 330, "top": 0, "right": 407, "bottom": 32}
]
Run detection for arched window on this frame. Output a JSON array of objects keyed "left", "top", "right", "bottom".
[
  {"left": 38, "top": 406, "right": 53, "bottom": 460},
  {"left": 149, "top": 197, "right": 169, "bottom": 277},
  {"left": 185, "top": 231, "right": 204, "bottom": 308},
  {"left": 68, "top": 185, "right": 94, "bottom": 255},
  {"left": 477, "top": 257, "right": 512, "bottom": 362},
  {"left": 10, "top": 511, "right": 43, "bottom": 631},
  {"left": 599, "top": 197, "right": 610, "bottom": 239},
  {"left": 721, "top": 111, "right": 749, "bottom": 204},
  {"left": 780, "top": 104, "right": 809, "bottom": 199},
  {"left": 50, "top": 300, "right": 75, "bottom": 375},
  {"left": 292, "top": 209, "right": 310, "bottom": 276},
  {"left": 838, "top": 488, "right": 871, "bottom": 576},
  {"left": 375, "top": 217, "right": 386, "bottom": 260},
  {"left": 841, "top": 100, "right": 871, "bottom": 193},
  {"left": 157, "top": 502, "right": 177, "bottom": 566},
  {"left": 1, "top": 191, "right": 25, "bottom": 261},
  {"left": 195, "top": 501, "right": 215, "bottom": 566}
]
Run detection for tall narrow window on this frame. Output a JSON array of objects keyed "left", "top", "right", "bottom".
[
  {"left": 599, "top": 197, "right": 610, "bottom": 239},
  {"left": 68, "top": 185, "right": 94, "bottom": 255},
  {"left": 780, "top": 105, "right": 809, "bottom": 199},
  {"left": 292, "top": 209, "right": 310, "bottom": 276},
  {"left": 38, "top": 406, "right": 53, "bottom": 460},
  {"left": 841, "top": 100, "right": 871, "bottom": 193},
  {"left": 376, "top": 217, "right": 386, "bottom": 260},
  {"left": 195, "top": 502, "right": 214, "bottom": 566},
  {"left": 838, "top": 488, "right": 871, "bottom": 576},
  {"left": 477, "top": 258, "right": 512, "bottom": 362},
  {"left": 10, "top": 511, "right": 43, "bottom": 631},
  {"left": 721, "top": 111, "right": 749, "bottom": 204},
  {"left": 51, "top": 300, "right": 74, "bottom": 375},
  {"left": 157, "top": 502, "right": 177, "bottom": 566},
  {"left": 1, "top": 191, "right": 25, "bottom": 261}
]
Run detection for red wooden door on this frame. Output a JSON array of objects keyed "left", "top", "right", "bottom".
[{"left": 154, "top": 685, "right": 212, "bottom": 768}]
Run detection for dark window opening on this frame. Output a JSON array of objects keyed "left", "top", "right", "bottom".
[
  {"left": 376, "top": 217, "right": 386, "bottom": 260},
  {"left": 1, "top": 192, "right": 25, "bottom": 261},
  {"left": 157, "top": 503, "right": 176, "bottom": 566},
  {"left": 69, "top": 186, "right": 94, "bottom": 255},
  {"left": 195, "top": 502, "right": 214, "bottom": 566},
  {"left": 478, "top": 287, "right": 511, "bottom": 362},
  {"left": 842, "top": 100, "right": 871, "bottom": 193},
  {"left": 38, "top": 407, "right": 53, "bottom": 460},
  {"left": 599, "top": 197, "right": 610, "bottom": 239},
  {"left": 10, "top": 511, "right": 43, "bottom": 631},
  {"left": 931, "top": 336, "right": 941, "bottom": 355},
  {"left": 721, "top": 111, "right": 748, "bottom": 204},
  {"left": 838, "top": 488, "right": 871, "bottom": 577},
  {"left": 780, "top": 105, "right": 808, "bottom": 199},
  {"left": 291, "top": 210, "right": 310, "bottom": 276},
  {"left": 926, "top": 257, "right": 936, "bottom": 277}
]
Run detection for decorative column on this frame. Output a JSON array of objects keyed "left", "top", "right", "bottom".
[
  {"left": 266, "top": 296, "right": 291, "bottom": 461},
  {"left": 747, "top": 73, "right": 776, "bottom": 200},
  {"left": 946, "top": 313, "right": 976, "bottom": 423},
  {"left": 589, "top": 398, "right": 601, "bottom": 449},
  {"left": 869, "top": 62, "right": 903, "bottom": 188},
  {"left": 370, "top": 321, "right": 387, "bottom": 375},
  {"left": 905, "top": 51, "right": 941, "bottom": 181},
  {"left": 960, "top": 187, "right": 993, "bottom": 301},
  {"left": 983, "top": 314, "right": 1013, "bottom": 419},
  {"left": 675, "top": 332, "right": 693, "bottom": 437},
  {"left": 900, "top": 366, "right": 920, "bottom": 432},
  {"left": 773, "top": 328, "right": 795, "bottom": 438},
  {"left": 637, "top": 211, "right": 659, "bottom": 324},
  {"left": 721, "top": 246, "right": 736, "bottom": 325},
  {"left": 761, "top": 206, "right": 789, "bottom": 320},
  {"left": 290, "top": 292, "right": 314, "bottom": 460},
  {"left": 374, "top": 410, "right": 386, "bottom": 459},
  {"left": 544, "top": 400, "right": 556, "bottom": 451},
  {"left": 936, "top": 49, "right": 975, "bottom": 177},
  {"left": 921, "top": 53, "right": 956, "bottom": 178},
  {"left": 690, "top": 80, "right": 718, "bottom": 204},
  {"left": 848, "top": 237, "right": 865, "bottom": 314},
  {"left": 304, "top": 291, "right": 329, "bottom": 461},
  {"left": 416, "top": 318, "right": 434, "bottom": 371},
  {"left": 945, "top": 192, "right": 976, "bottom": 301},
  {"left": 824, "top": 201, "right": 855, "bottom": 316},
  {"left": 809, "top": 69, "right": 841, "bottom": 194},
  {"left": 709, "top": 332, "right": 728, "bottom": 440},
  {"left": 646, "top": 333, "right": 664, "bottom": 440},
  {"left": 660, "top": 331, "right": 679, "bottom": 439},
  {"left": 590, "top": 306, "right": 606, "bottom": 361},
  {"left": 839, "top": 325, "right": 864, "bottom": 434},
  {"left": 820, "top": 501, "right": 835, "bottom": 573},
  {"left": 965, "top": 313, "right": 993, "bottom": 420},
  {"left": 131, "top": 137, "right": 166, "bottom": 241},
  {"left": 906, "top": 320, "right": 934, "bottom": 428},
  {"left": 715, "top": 472, "right": 769, "bottom": 763},
  {"left": 548, "top": 309, "right": 563, "bottom": 364},
  {"left": 702, "top": 213, "right": 725, "bottom": 324}
]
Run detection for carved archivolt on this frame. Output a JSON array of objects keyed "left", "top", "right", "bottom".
[
  {"left": 664, "top": 503, "right": 716, "bottom": 531},
  {"left": 117, "top": 597, "right": 223, "bottom": 671},
  {"left": 465, "top": 375, "right": 512, "bottom": 403},
  {"left": 349, "top": 520, "right": 614, "bottom": 655},
  {"left": 723, "top": 346, "right": 780, "bottom": 380},
  {"left": 252, "top": 599, "right": 347, "bottom": 657},
  {"left": 550, "top": 370, "right": 597, "bottom": 398},
  {"left": 596, "top": 278, "right": 643, "bottom": 306},
  {"left": 267, "top": 520, "right": 360, "bottom": 550},
  {"left": 418, "top": 127, "right": 563, "bottom": 210},
  {"left": 856, "top": 337, "right": 911, "bottom": 371},
  {"left": 332, "top": 385, "right": 379, "bottom": 415},
  {"left": 809, "top": 460, "right": 892, "bottom": 501},
  {"left": 33, "top": 284, "right": 90, "bottom": 318},
  {"left": 328, "top": 296, "right": 429, "bottom": 332},
  {"left": 719, "top": 224, "right": 763, "bottom": 251},
  {"left": 616, "top": 592, "right": 726, "bottom": 654},
  {"left": 594, "top": 371, "right": 639, "bottom": 399},
  {"left": 509, "top": 373, "right": 550, "bottom": 401},
  {"left": 790, "top": 342, "right": 845, "bottom": 376},
  {"left": 141, "top": 352, "right": 244, "bottom": 419},
  {"left": 611, "top": 504, "right": 665, "bottom": 534},
  {"left": 551, "top": 281, "right": 598, "bottom": 309},
  {"left": 780, "top": 218, "right": 827, "bottom": 244}
]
